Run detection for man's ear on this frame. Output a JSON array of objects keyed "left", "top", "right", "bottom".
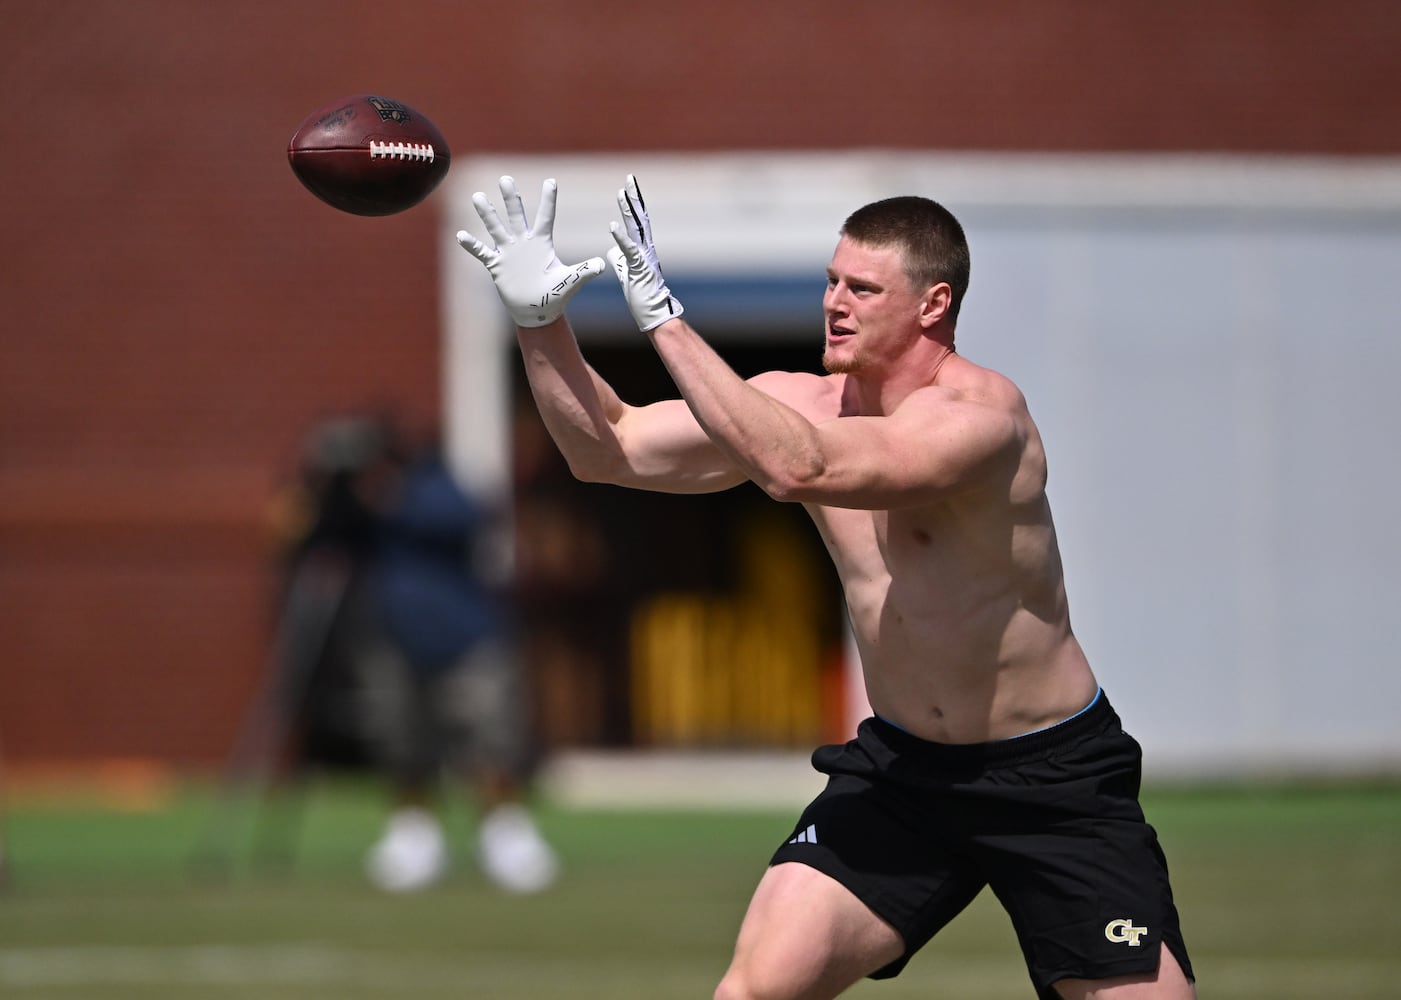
[{"left": 917, "top": 282, "right": 952, "bottom": 329}]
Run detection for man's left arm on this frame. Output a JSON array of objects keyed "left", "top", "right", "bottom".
[
  {"left": 607, "top": 176, "right": 1018, "bottom": 510},
  {"left": 646, "top": 324, "right": 1017, "bottom": 510}
]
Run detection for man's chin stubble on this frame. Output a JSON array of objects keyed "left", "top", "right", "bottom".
[{"left": 823, "top": 350, "right": 861, "bottom": 375}]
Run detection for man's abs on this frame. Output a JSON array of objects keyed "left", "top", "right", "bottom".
[
  {"left": 855, "top": 624, "right": 1099, "bottom": 743},
  {"left": 815, "top": 501, "right": 1097, "bottom": 743}
]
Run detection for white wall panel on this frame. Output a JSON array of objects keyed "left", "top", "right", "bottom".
[{"left": 445, "top": 152, "right": 1401, "bottom": 776}]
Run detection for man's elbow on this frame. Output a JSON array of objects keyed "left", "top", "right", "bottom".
[
  {"left": 563, "top": 454, "right": 615, "bottom": 485},
  {"left": 562, "top": 447, "right": 635, "bottom": 487},
  {"left": 755, "top": 461, "right": 823, "bottom": 504}
]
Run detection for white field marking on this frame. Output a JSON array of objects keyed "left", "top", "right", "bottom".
[
  {"left": 0, "top": 946, "right": 710, "bottom": 992},
  {"left": 0, "top": 945, "right": 352, "bottom": 986},
  {"left": 1, "top": 945, "right": 1398, "bottom": 996}
]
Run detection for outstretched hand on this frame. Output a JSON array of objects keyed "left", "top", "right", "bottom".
[
  {"left": 607, "top": 174, "right": 684, "bottom": 332},
  {"left": 457, "top": 176, "right": 605, "bottom": 328}
]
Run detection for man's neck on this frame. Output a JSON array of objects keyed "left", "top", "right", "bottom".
[{"left": 837, "top": 343, "right": 957, "bottom": 416}]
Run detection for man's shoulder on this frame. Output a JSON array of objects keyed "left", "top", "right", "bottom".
[
  {"left": 749, "top": 369, "right": 842, "bottom": 412},
  {"left": 939, "top": 356, "right": 1029, "bottom": 415},
  {"left": 749, "top": 368, "right": 835, "bottom": 390},
  {"left": 942, "top": 360, "right": 1047, "bottom": 498}
]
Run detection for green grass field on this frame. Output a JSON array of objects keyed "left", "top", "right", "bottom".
[{"left": 2, "top": 779, "right": 1399, "bottom": 998}]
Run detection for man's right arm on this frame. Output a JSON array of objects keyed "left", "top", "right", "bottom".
[
  {"left": 458, "top": 176, "right": 745, "bottom": 495},
  {"left": 515, "top": 316, "right": 747, "bottom": 494}
]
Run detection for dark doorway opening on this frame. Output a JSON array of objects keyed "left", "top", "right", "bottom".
[{"left": 510, "top": 338, "right": 847, "bottom": 749}]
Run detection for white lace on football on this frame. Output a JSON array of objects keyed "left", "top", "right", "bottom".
[{"left": 369, "top": 141, "right": 436, "bottom": 162}]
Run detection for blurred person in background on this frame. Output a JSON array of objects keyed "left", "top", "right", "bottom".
[
  {"left": 354, "top": 423, "right": 558, "bottom": 895},
  {"left": 456, "top": 176, "right": 1194, "bottom": 998},
  {"left": 259, "top": 414, "right": 557, "bottom": 893},
  {"left": 263, "top": 414, "right": 399, "bottom": 776}
]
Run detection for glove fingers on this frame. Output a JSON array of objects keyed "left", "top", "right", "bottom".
[
  {"left": 533, "top": 179, "right": 559, "bottom": 240},
  {"left": 609, "top": 220, "right": 641, "bottom": 259},
  {"left": 574, "top": 255, "right": 607, "bottom": 280},
  {"left": 615, "top": 188, "right": 633, "bottom": 240},
  {"left": 605, "top": 245, "right": 627, "bottom": 281},
  {"left": 499, "top": 175, "right": 531, "bottom": 236},
  {"left": 456, "top": 229, "right": 495, "bottom": 264},
  {"left": 609, "top": 176, "right": 683, "bottom": 332},
  {"left": 472, "top": 192, "right": 512, "bottom": 247},
  {"left": 546, "top": 257, "right": 606, "bottom": 313},
  {"left": 618, "top": 185, "right": 646, "bottom": 244},
  {"left": 565, "top": 258, "right": 604, "bottom": 291}
]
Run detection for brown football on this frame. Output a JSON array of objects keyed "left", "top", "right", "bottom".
[{"left": 287, "top": 95, "right": 451, "bottom": 216}]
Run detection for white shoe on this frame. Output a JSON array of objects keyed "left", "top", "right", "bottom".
[
  {"left": 365, "top": 807, "right": 448, "bottom": 892},
  {"left": 476, "top": 804, "right": 560, "bottom": 894}
]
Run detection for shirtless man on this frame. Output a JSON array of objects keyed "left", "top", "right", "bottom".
[{"left": 457, "top": 175, "right": 1195, "bottom": 1000}]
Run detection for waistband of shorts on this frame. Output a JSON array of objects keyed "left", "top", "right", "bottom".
[{"left": 868, "top": 688, "right": 1117, "bottom": 765}]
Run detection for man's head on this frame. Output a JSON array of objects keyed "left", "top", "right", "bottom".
[
  {"left": 839, "top": 195, "right": 970, "bottom": 331},
  {"left": 822, "top": 197, "right": 970, "bottom": 376}
]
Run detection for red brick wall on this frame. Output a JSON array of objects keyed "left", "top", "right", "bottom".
[{"left": 2, "top": 0, "right": 1398, "bottom": 765}]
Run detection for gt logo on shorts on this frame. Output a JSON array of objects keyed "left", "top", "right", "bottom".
[{"left": 1104, "top": 918, "right": 1149, "bottom": 946}]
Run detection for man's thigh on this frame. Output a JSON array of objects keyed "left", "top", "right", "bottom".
[
  {"left": 720, "top": 862, "right": 904, "bottom": 1000},
  {"left": 1052, "top": 943, "right": 1196, "bottom": 1000}
]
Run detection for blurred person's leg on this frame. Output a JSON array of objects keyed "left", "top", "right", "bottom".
[
  {"left": 358, "top": 641, "right": 449, "bottom": 892},
  {"left": 438, "top": 638, "right": 559, "bottom": 894}
]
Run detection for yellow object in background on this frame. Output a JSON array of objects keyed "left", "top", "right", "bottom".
[{"left": 630, "top": 511, "right": 829, "bottom": 747}]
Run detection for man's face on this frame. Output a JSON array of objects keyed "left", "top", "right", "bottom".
[{"left": 821, "top": 236, "right": 924, "bottom": 375}]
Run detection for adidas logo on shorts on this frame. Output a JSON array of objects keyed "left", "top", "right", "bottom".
[{"left": 787, "top": 824, "right": 818, "bottom": 845}]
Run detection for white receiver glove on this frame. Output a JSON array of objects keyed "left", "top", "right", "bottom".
[
  {"left": 607, "top": 174, "right": 684, "bottom": 332},
  {"left": 456, "top": 176, "right": 605, "bottom": 328}
]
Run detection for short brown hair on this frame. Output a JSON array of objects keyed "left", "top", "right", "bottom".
[{"left": 841, "top": 196, "right": 970, "bottom": 328}]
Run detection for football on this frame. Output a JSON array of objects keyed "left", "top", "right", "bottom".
[{"left": 287, "top": 94, "right": 451, "bottom": 216}]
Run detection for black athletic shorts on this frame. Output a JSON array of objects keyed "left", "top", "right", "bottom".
[{"left": 768, "top": 690, "right": 1193, "bottom": 997}]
